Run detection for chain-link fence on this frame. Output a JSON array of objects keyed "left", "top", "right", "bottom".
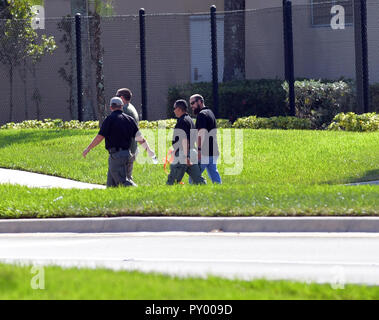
[{"left": 0, "top": 1, "right": 378, "bottom": 125}]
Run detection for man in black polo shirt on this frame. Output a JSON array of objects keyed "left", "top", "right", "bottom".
[
  {"left": 190, "top": 94, "right": 222, "bottom": 184},
  {"left": 82, "top": 97, "right": 156, "bottom": 187},
  {"left": 166, "top": 100, "right": 206, "bottom": 185}
]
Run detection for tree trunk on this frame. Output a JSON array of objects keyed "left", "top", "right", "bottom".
[
  {"left": 9, "top": 64, "right": 13, "bottom": 122},
  {"left": 71, "top": 0, "right": 96, "bottom": 121},
  {"left": 91, "top": 2, "right": 106, "bottom": 126},
  {"left": 223, "top": 0, "right": 246, "bottom": 82},
  {"left": 22, "top": 60, "right": 29, "bottom": 119}
]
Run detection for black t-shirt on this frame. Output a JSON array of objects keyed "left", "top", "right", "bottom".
[
  {"left": 98, "top": 110, "right": 139, "bottom": 150},
  {"left": 196, "top": 107, "right": 219, "bottom": 156},
  {"left": 172, "top": 114, "right": 196, "bottom": 156}
]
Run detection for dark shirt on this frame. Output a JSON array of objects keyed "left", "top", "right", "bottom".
[
  {"left": 98, "top": 110, "right": 139, "bottom": 150},
  {"left": 172, "top": 114, "right": 196, "bottom": 157},
  {"left": 196, "top": 107, "right": 219, "bottom": 157}
]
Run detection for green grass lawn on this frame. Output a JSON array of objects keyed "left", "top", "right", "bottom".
[
  {"left": 0, "top": 129, "right": 378, "bottom": 217},
  {"left": 1, "top": 263, "right": 378, "bottom": 300}
]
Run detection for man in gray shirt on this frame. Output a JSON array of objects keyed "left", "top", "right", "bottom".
[{"left": 116, "top": 88, "right": 139, "bottom": 181}]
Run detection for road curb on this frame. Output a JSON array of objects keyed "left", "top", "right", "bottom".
[{"left": 1, "top": 216, "right": 379, "bottom": 233}]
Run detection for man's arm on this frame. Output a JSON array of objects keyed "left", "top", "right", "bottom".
[
  {"left": 197, "top": 128, "right": 207, "bottom": 161},
  {"left": 82, "top": 134, "right": 104, "bottom": 158},
  {"left": 182, "top": 137, "right": 192, "bottom": 166},
  {"left": 135, "top": 133, "right": 156, "bottom": 158}
]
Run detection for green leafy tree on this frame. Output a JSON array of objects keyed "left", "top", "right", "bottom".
[{"left": 0, "top": 0, "right": 56, "bottom": 122}]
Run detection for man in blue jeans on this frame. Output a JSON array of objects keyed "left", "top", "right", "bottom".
[{"left": 189, "top": 94, "right": 222, "bottom": 184}]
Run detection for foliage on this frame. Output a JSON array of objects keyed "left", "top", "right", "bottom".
[
  {"left": 370, "top": 84, "right": 379, "bottom": 113},
  {"left": 232, "top": 116, "right": 312, "bottom": 129},
  {"left": 282, "top": 80, "right": 355, "bottom": 129},
  {"left": 0, "top": 0, "right": 56, "bottom": 121},
  {"left": 0, "top": 119, "right": 99, "bottom": 130},
  {"left": 328, "top": 112, "right": 379, "bottom": 132},
  {"left": 0, "top": 118, "right": 233, "bottom": 130},
  {"left": 167, "top": 80, "right": 287, "bottom": 121}
]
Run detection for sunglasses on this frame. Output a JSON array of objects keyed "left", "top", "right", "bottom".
[{"left": 190, "top": 100, "right": 198, "bottom": 105}]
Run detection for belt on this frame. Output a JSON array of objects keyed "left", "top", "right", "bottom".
[{"left": 108, "top": 147, "right": 129, "bottom": 154}]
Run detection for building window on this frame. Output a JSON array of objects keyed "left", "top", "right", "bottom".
[{"left": 311, "top": 0, "right": 353, "bottom": 27}]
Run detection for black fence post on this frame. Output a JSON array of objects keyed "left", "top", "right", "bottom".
[
  {"left": 360, "top": 0, "right": 369, "bottom": 113},
  {"left": 282, "top": 0, "right": 289, "bottom": 81},
  {"left": 284, "top": 1, "right": 295, "bottom": 116},
  {"left": 139, "top": 8, "right": 148, "bottom": 120},
  {"left": 75, "top": 13, "right": 83, "bottom": 122},
  {"left": 210, "top": 5, "right": 219, "bottom": 118},
  {"left": 354, "top": 0, "right": 370, "bottom": 113}
]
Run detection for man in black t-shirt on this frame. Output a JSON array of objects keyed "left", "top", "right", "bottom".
[
  {"left": 190, "top": 94, "right": 222, "bottom": 184},
  {"left": 82, "top": 97, "right": 156, "bottom": 187},
  {"left": 166, "top": 100, "right": 206, "bottom": 185}
]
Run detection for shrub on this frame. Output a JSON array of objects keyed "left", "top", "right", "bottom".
[
  {"left": 327, "top": 112, "right": 379, "bottom": 132},
  {"left": 0, "top": 118, "right": 233, "bottom": 130},
  {"left": 0, "top": 119, "right": 99, "bottom": 130},
  {"left": 167, "top": 79, "right": 288, "bottom": 121},
  {"left": 282, "top": 80, "right": 355, "bottom": 129},
  {"left": 232, "top": 116, "right": 312, "bottom": 130},
  {"left": 370, "top": 84, "right": 379, "bottom": 113}
]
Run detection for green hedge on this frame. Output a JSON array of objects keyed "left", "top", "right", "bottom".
[
  {"left": 232, "top": 116, "right": 312, "bottom": 130},
  {"left": 168, "top": 79, "right": 379, "bottom": 128},
  {"left": 283, "top": 80, "right": 355, "bottom": 129},
  {"left": 3, "top": 113, "right": 379, "bottom": 131},
  {"left": 167, "top": 79, "right": 288, "bottom": 121},
  {"left": 0, "top": 119, "right": 99, "bottom": 130},
  {"left": 0, "top": 118, "right": 233, "bottom": 130},
  {"left": 370, "top": 84, "right": 379, "bottom": 113},
  {"left": 328, "top": 112, "right": 379, "bottom": 132}
]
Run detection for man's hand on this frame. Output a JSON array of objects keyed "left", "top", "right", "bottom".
[
  {"left": 82, "top": 147, "right": 90, "bottom": 158},
  {"left": 147, "top": 149, "right": 155, "bottom": 158},
  {"left": 186, "top": 157, "right": 193, "bottom": 166}
]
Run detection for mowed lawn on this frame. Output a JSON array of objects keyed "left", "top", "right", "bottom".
[
  {"left": 1, "top": 263, "right": 379, "bottom": 300},
  {"left": 0, "top": 129, "right": 378, "bottom": 217}
]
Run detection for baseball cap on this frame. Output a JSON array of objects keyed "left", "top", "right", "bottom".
[{"left": 110, "top": 97, "right": 123, "bottom": 106}]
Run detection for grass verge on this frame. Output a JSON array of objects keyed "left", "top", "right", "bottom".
[
  {"left": 0, "top": 129, "right": 378, "bottom": 217},
  {"left": 1, "top": 263, "right": 378, "bottom": 300}
]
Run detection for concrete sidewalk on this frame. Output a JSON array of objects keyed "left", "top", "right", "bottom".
[{"left": 0, "top": 168, "right": 105, "bottom": 189}]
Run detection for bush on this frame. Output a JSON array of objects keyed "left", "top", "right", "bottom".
[
  {"left": 0, "top": 119, "right": 99, "bottom": 130},
  {"left": 0, "top": 118, "right": 233, "bottom": 130},
  {"left": 327, "top": 112, "right": 379, "bottom": 132},
  {"left": 370, "top": 84, "right": 379, "bottom": 113},
  {"left": 283, "top": 80, "right": 355, "bottom": 129},
  {"left": 167, "top": 79, "right": 288, "bottom": 121},
  {"left": 232, "top": 116, "right": 312, "bottom": 130}
]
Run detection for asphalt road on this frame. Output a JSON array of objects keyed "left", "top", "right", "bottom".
[{"left": 1, "top": 232, "right": 379, "bottom": 286}]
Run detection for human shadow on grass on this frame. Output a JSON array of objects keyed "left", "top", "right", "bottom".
[
  {"left": 323, "top": 169, "right": 379, "bottom": 185},
  {"left": 0, "top": 130, "right": 90, "bottom": 150}
]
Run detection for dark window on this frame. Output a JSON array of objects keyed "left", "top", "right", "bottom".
[{"left": 311, "top": 0, "right": 353, "bottom": 27}]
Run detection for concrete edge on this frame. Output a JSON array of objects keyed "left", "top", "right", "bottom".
[{"left": 1, "top": 216, "right": 379, "bottom": 233}]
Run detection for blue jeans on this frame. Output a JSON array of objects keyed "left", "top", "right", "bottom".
[{"left": 189, "top": 156, "right": 222, "bottom": 184}]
